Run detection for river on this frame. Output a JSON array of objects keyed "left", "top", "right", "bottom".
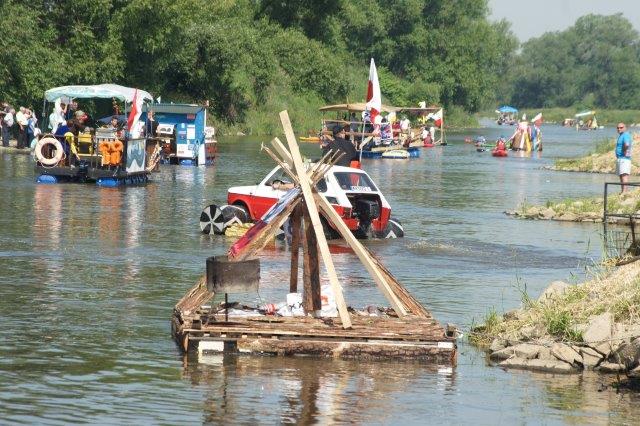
[{"left": 1, "top": 122, "right": 638, "bottom": 424}]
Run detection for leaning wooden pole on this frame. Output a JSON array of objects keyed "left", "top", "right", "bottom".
[{"left": 280, "top": 110, "right": 352, "bottom": 328}]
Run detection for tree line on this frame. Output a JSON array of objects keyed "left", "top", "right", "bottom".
[
  {"left": 2, "top": 1, "right": 637, "bottom": 133},
  {"left": 0, "top": 0, "right": 517, "bottom": 133},
  {"left": 503, "top": 14, "right": 640, "bottom": 110}
]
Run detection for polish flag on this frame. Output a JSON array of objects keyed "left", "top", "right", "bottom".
[
  {"left": 432, "top": 108, "right": 443, "bottom": 128},
  {"left": 365, "top": 58, "right": 381, "bottom": 124},
  {"left": 127, "top": 89, "right": 144, "bottom": 136}
]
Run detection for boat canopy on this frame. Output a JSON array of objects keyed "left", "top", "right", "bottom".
[
  {"left": 319, "top": 102, "right": 397, "bottom": 113},
  {"left": 395, "top": 106, "right": 442, "bottom": 113},
  {"left": 575, "top": 110, "right": 596, "bottom": 118},
  {"left": 497, "top": 105, "right": 518, "bottom": 114},
  {"left": 44, "top": 84, "right": 153, "bottom": 103}
]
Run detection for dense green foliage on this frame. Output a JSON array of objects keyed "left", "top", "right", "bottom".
[
  {"left": 503, "top": 14, "right": 640, "bottom": 110},
  {"left": 1, "top": 0, "right": 516, "bottom": 133}
]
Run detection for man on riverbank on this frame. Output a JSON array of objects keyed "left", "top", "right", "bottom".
[{"left": 615, "top": 122, "right": 632, "bottom": 193}]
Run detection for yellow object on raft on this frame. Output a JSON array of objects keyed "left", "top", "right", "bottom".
[{"left": 224, "top": 223, "right": 253, "bottom": 238}]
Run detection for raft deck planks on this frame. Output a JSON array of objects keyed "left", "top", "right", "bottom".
[{"left": 172, "top": 311, "right": 456, "bottom": 365}]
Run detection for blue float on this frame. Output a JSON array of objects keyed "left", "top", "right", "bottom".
[{"left": 37, "top": 175, "right": 58, "bottom": 184}]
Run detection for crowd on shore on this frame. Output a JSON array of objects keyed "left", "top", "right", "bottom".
[{"left": 0, "top": 102, "right": 41, "bottom": 149}]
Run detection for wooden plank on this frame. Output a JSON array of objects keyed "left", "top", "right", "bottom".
[
  {"left": 271, "top": 137, "right": 294, "bottom": 166},
  {"left": 302, "top": 210, "right": 322, "bottom": 312},
  {"left": 280, "top": 110, "right": 352, "bottom": 329},
  {"left": 289, "top": 206, "right": 302, "bottom": 293},
  {"left": 313, "top": 193, "right": 407, "bottom": 316}
]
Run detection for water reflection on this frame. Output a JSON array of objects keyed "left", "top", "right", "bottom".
[{"left": 184, "top": 355, "right": 454, "bottom": 424}]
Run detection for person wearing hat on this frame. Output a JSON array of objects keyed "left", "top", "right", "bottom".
[{"left": 322, "top": 124, "right": 358, "bottom": 167}]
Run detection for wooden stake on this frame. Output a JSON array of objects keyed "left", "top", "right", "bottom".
[
  {"left": 280, "top": 110, "right": 352, "bottom": 328},
  {"left": 289, "top": 205, "right": 302, "bottom": 293},
  {"left": 302, "top": 209, "right": 321, "bottom": 312}
]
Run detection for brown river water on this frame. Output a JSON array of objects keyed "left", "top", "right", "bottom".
[{"left": 1, "top": 121, "right": 639, "bottom": 424}]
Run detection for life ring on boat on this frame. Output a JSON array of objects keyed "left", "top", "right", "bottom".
[{"left": 35, "top": 136, "right": 64, "bottom": 166}]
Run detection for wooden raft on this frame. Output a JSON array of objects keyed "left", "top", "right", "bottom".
[
  {"left": 172, "top": 311, "right": 456, "bottom": 365},
  {"left": 172, "top": 110, "right": 457, "bottom": 366}
]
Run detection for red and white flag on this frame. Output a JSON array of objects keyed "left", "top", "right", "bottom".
[
  {"left": 432, "top": 108, "right": 443, "bottom": 128},
  {"left": 365, "top": 58, "right": 381, "bottom": 124},
  {"left": 127, "top": 88, "right": 144, "bottom": 136}
]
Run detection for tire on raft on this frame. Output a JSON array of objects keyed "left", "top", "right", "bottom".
[{"left": 200, "top": 204, "right": 249, "bottom": 235}]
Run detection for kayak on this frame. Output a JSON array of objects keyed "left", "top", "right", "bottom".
[
  {"left": 492, "top": 149, "right": 508, "bottom": 157},
  {"left": 299, "top": 136, "right": 320, "bottom": 142},
  {"left": 423, "top": 142, "right": 435, "bottom": 148},
  {"left": 476, "top": 147, "right": 486, "bottom": 152}
]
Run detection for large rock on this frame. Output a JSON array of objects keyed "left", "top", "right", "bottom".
[
  {"left": 551, "top": 343, "right": 582, "bottom": 366},
  {"left": 597, "top": 362, "right": 627, "bottom": 373},
  {"left": 512, "top": 343, "right": 543, "bottom": 359},
  {"left": 490, "top": 338, "right": 507, "bottom": 353},
  {"left": 503, "top": 309, "right": 524, "bottom": 321},
  {"left": 557, "top": 212, "right": 577, "bottom": 221},
  {"left": 582, "top": 312, "right": 613, "bottom": 356},
  {"left": 490, "top": 346, "right": 515, "bottom": 361},
  {"left": 611, "top": 337, "right": 640, "bottom": 370},
  {"left": 540, "top": 207, "right": 555, "bottom": 220},
  {"left": 519, "top": 324, "right": 546, "bottom": 340},
  {"left": 579, "top": 346, "right": 604, "bottom": 369},
  {"left": 500, "top": 357, "right": 577, "bottom": 373},
  {"left": 537, "top": 281, "right": 571, "bottom": 303}
]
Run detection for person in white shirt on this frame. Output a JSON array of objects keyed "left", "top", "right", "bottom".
[
  {"left": 2, "top": 107, "right": 14, "bottom": 148},
  {"left": 15, "top": 107, "right": 28, "bottom": 149}
]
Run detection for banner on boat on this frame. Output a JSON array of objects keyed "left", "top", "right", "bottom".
[{"left": 126, "top": 138, "right": 146, "bottom": 173}]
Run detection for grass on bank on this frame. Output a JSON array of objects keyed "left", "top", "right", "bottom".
[
  {"left": 469, "top": 263, "right": 640, "bottom": 347},
  {"left": 516, "top": 188, "right": 640, "bottom": 219},
  {"left": 554, "top": 138, "right": 616, "bottom": 171}
]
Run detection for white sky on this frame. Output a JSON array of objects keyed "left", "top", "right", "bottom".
[{"left": 488, "top": 0, "right": 640, "bottom": 42}]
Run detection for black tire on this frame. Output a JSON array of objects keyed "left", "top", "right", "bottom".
[
  {"left": 200, "top": 204, "right": 225, "bottom": 235},
  {"left": 200, "top": 204, "right": 250, "bottom": 235},
  {"left": 381, "top": 217, "right": 404, "bottom": 238},
  {"left": 221, "top": 204, "right": 249, "bottom": 224}
]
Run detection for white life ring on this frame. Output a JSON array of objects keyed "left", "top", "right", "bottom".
[{"left": 35, "top": 136, "right": 64, "bottom": 166}]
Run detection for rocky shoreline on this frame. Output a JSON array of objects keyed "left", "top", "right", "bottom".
[
  {"left": 470, "top": 262, "right": 640, "bottom": 376},
  {"left": 505, "top": 188, "right": 640, "bottom": 223}
]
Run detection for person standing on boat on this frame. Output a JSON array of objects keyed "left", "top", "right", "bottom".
[
  {"left": 144, "top": 110, "right": 158, "bottom": 137},
  {"left": 323, "top": 124, "right": 357, "bottom": 167},
  {"left": 615, "top": 122, "right": 632, "bottom": 193}
]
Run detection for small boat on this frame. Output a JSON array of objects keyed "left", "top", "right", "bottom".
[
  {"left": 492, "top": 149, "right": 508, "bottom": 157},
  {"left": 381, "top": 149, "right": 410, "bottom": 159},
  {"left": 423, "top": 142, "right": 434, "bottom": 148},
  {"left": 299, "top": 136, "right": 320, "bottom": 142},
  {"left": 476, "top": 147, "right": 486, "bottom": 152}
]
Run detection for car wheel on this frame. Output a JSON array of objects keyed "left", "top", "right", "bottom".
[{"left": 200, "top": 204, "right": 226, "bottom": 235}]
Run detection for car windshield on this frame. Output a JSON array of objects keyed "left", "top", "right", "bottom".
[
  {"left": 266, "top": 167, "right": 327, "bottom": 192},
  {"left": 333, "top": 172, "right": 377, "bottom": 192}
]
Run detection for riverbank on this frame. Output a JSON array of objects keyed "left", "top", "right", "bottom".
[
  {"left": 470, "top": 262, "right": 640, "bottom": 376},
  {"left": 505, "top": 188, "right": 640, "bottom": 223},
  {"left": 551, "top": 134, "right": 640, "bottom": 173},
  {"left": 0, "top": 140, "right": 32, "bottom": 155}
]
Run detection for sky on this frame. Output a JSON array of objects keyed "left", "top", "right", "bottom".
[{"left": 488, "top": 0, "right": 640, "bottom": 42}]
